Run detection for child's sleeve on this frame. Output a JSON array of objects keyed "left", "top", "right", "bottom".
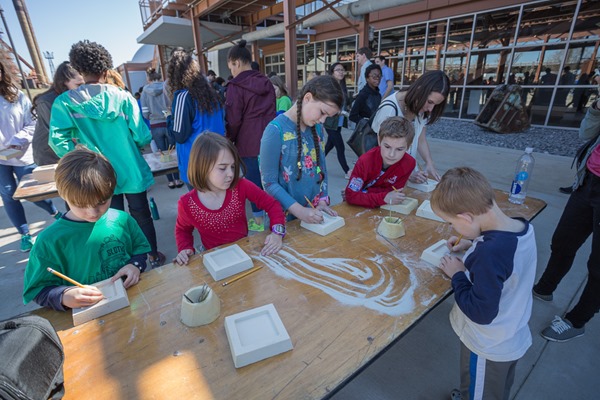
[
  {"left": 344, "top": 156, "right": 387, "bottom": 208},
  {"left": 452, "top": 247, "right": 508, "bottom": 325},
  {"left": 240, "top": 179, "right": 286, "bottom": 227},
  {"left": 48, "top": 97, "right": 77, "bottom": 157},
  {"left": 169, "top": 91, "right": 196, "bottom": 144},
  {"left": 175, "top": 197, "right": 197, "bottom": 253},
  {"left": 9, "top": 94, "right": 35, "bottom": 148},
  {"left": 259, "top": 123, "right": 298, "bottom": 211},
  {"left": 22, "top": 242, "right": 67, "bottom": 306},
  {"left": 34, "top": 286, "right": 70, "bottom": 311},
  {"left": 349, "top": 92, "right": 365, "bottom": 123},
  {"left": 126, "top": 215, "right": 151, "bottom": 256}
]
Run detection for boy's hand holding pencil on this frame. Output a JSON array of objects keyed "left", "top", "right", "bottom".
[{"left": 47, "top": 268, "right": 104, "bottom": 309}]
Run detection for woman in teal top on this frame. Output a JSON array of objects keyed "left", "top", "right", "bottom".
[{"left": 260, "top": 75, "right": 343, "bottom": 223}]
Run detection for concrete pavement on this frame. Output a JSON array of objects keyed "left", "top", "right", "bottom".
[{"left": 0, "top": 131, "right": 595, "bottom": 399}]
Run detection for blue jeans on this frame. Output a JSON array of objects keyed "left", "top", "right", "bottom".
[
  {"left": 0, "top": 163, "right": 57, "bottom": 235},
  {"left": 110, "top": 191, "right": 158, "bottom": 255},
  {"left": 151, "top": 125, "right": 179, "bottom": 183},
  {"left": 242, "top": 156, "right": 264, "bottom": 217}
]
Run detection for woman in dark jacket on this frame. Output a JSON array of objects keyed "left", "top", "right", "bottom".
[
  {"left": 349, "top": 64, "right": 382, "bottom": 123},
  {"left": 225, "top": 40, "right": 276, "bottom": 232}
]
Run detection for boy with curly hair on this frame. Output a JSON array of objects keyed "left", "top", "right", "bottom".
[
  {"left": 23, "top": 147, "right": 150, "bottom": 310},
  {"left": 430, "top": 167, "right": 537, "bottom": 400},
  {"left": 49, "top": 40, "right": 165, "bottom": 268}
]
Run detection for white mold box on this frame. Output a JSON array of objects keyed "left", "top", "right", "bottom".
[
  {"left": 0, "top": 148, "right": 24, "bottom": 160},
  {"left": 72, "top": 278, "right": 130, "bottom": 326},
  {"left": 407, "top": 178, "right": 438, "bottom": 192},
  {"left": 203, "top": 244, "right": 253, "bottom": 281},
  {"left": 300, "top": 214, "right": 345, "bottom": 236},
  {"left": 420, "top": 239, "right": 465, "bottom": 267},
  {"left": 416, "top": 200, "right": 445, "bottom": 222},
  {"left": 381, "top": 197, "right": 419, "bottom": 215},
  {"left": 32, "top": 164, "right": 57, "bottom": 183},
  {"left": 224, "top": 303, "right": 293, "bottom": 368}
]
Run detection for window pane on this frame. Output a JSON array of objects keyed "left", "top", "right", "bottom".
[
  {"left": 337, "top": 36, "right": 357, "bottom": 90},
  {"left": 467, "top": 49, "right": 511, "bottom": 85},
  {"left": 406, "top": 23, "right": 426, "bottom": 78},
  {"left": 517, "top": 0, "right": 574, "bottom": 46},
  {"left": 380, "top": 27, "right": 405, "bottom": 86},
  {"left": 426, "top": 20, "right": 447, "bottom": 71},
  {"left": 446, "top": 16, "right": 474, "bottom": 53},
  {"left": 572, "top": 0, "right": 600, "bottom": 40},
  {"left": 472, "top": 7, "right": 519, "bottom": 49}
]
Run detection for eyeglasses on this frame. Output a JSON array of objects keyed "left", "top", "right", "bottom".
[
  {"left": 368, "top": 74, "right": 382, "bottom": 80},
  {"left": 333, "top": 69, "right": 345, "bottom": 73}
]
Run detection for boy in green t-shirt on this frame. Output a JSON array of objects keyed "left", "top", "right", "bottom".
[{"left": 23, "top": 147, "right": 151, "bottom": 311}]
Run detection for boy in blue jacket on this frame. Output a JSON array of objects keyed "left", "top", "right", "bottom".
[{"left": 430, "top": 167, "right": 537, "bottom": 400}]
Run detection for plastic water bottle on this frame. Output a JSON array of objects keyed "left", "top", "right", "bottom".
[
  {"left": 149, "top": 197, "right": 160, "bottom": 220},
  {"left": 509, "top": 147, "right": 535, "bottom": 204}
]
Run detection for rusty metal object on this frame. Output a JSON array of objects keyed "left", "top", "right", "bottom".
[{"left": 475, "top": 84, "right": 531, "bottom": 133}]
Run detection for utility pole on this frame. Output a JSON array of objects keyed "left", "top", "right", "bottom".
[
  {"left": 43, "top": 51, "right": 54, "bottom": 78},
  {"left": 0, "top": 4, "right": 31, "bottom": 99}
]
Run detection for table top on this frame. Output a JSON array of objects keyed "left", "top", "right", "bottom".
[
  {"left": 12, "top": 152, "right": 178, "bottom": 202},
  {"left": 35, "top": 190, "right": 545, "bottom": 400}
]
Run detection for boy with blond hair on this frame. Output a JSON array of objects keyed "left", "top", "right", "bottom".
[
  {"left": 345, "top": 116, "right": 415, "bottom": 208},
  {"left": 430, "top": 167, "right": 537, "bottom": 400},
  {"left": 23, "top": 147, "right": 150, "bottom": 311}
]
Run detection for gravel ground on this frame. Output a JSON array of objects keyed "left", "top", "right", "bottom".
[{"left": 428, "top": 118, "right": 587, "bottom": 157}]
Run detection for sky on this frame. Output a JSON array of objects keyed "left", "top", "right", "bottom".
[{"left": 0, "top": 0, "right": 145, "bottom": 75}]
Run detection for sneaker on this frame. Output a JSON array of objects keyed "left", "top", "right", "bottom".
[
  {"left": 532, "top": 286, "right": 553, "bottom": 302},
  {"left": 20, "top": 234, "right": 33, "bottom": 252},
  {"left": 541, "top": 316, "right": 585, "bottom": 342},
  {"left": 450, "top": 389, "right": 463, "bottom": 400},
  {"left": 344, "top": 171, "right": 351, "bottom": 179},
  {"left": 148, "top": 252, "right": 166, "bottom": 269},
  {"left": 248, "top": 218, "right": 264, "bottom": 232},
  {"left": 52, "top": 211, "right": 63, "bottom": 220},
  {"left": 558, "top": 186, "right": 573, "bottom": 194}
]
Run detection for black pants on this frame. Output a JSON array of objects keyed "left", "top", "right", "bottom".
[
  {"left": 110, "top": 191, "right": 158, "bottom": 255},
  {"left": 534, "top": 171, "right": 600, "bottom": 328},
  {"left": 325, "top": 127, "right": 350, "bottom": 174}
]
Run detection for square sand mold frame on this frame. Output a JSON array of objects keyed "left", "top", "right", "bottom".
[
  {"left": 225, "top": 303, "right": 293, "bottom": 368},
  {"left": 407, "top": 178, "right": 438, "bottom": 193},
  {"left": 416, "top": 200, "right": 445, "bottom": 223},
  {"left": 203, "top": 244, "right": 254, "bottom": 281},
  {"left": 381, "top": 197, "right": 419, "bottom": 215},
  {"left": 72, "top": 278, "right": 130, "bottom": 326},
  {"left": 300, "top": 214, "right": 345, "bottom": 236},
  {"left": 420, "top": 239, "right": 465, "bottom": 267}
]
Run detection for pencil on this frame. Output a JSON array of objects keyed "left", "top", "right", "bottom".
[
  {"left": 222, "top": 266, "right": 262, "bottom": 287},
  {"left": 304, "top": 195, "right": 316, "bottom": 209},
  {"left": 454, "top": 234, "right": 463, "bottom": 247},
  {"left": 47, "top": 267, "right": 86, "bottom": 288},
  {"left": 392, "top": 186, "right": 399, "bottom": 192}
]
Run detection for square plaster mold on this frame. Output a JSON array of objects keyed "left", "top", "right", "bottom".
[
  {"left": 203, "top": 244, "right": 253, "bottom": 281},
  {"left": 224, "top": 303, "right": 293, "bottom": 368},
  {"left": 0, "top": 148, "right": 24, "bottom": 160},
  {"left": 32, "top": 164, "right": 57, "bottom": 182},
  {"left": 407, "top": 179, "right": 438, "bottom": 192},
  {"left": 416, "top": 200, "right": 445, "bottom": 222},
  {"left": 72, "top": 278, "right": 129, "bottom": 326},
  {"left": 381, "top": 197, "right": 419, "bottom": 215},
  {"left": 420, "top": 239, "right": 465, "bottom": 267},
  {"left": 300, "top": 214, "right": 345, "bottom": 236}
]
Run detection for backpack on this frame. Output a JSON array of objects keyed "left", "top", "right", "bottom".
[
  {"left": 346, "top": 99, "right": 398, "bottom": 157},
  {"left": 0, "top": 315, "right": 65, "bottom": 399}
]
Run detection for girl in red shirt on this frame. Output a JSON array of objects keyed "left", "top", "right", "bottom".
[{"left": 174, "top": 133, "right": 286, "bottom": 265}]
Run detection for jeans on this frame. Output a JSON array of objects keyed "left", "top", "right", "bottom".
[
  {"left": 325, "top": 127, "right": 350, "bottom": 174},
  {"left": 110, "top": 191, "right": 158, "bottom": 255},
  {"left": 151, "top": 125, "right": 179, "bottom": 182},
  {"left": 242, "top": 156, "right": 264, "bottom": 217},
  {"left": 0, "top": 163, "right": 57, "bottom": 235},
  {"left": 534, "top": 171, "right": 600, "bottom": 328}
]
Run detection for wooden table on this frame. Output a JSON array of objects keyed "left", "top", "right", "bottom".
[
  {"left": 35, "top": 190, "right": 545, "bottom": 400},
  {"left": 13, "top": 152, "right": 178, "bottom": 202}
]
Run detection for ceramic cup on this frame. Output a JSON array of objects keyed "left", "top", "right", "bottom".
[
  {"left": 180, "top": 286, "right": 220, "bottom": 327},
  {"left": 377, "top": 216, "right": 405, "bottom": 239}
]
